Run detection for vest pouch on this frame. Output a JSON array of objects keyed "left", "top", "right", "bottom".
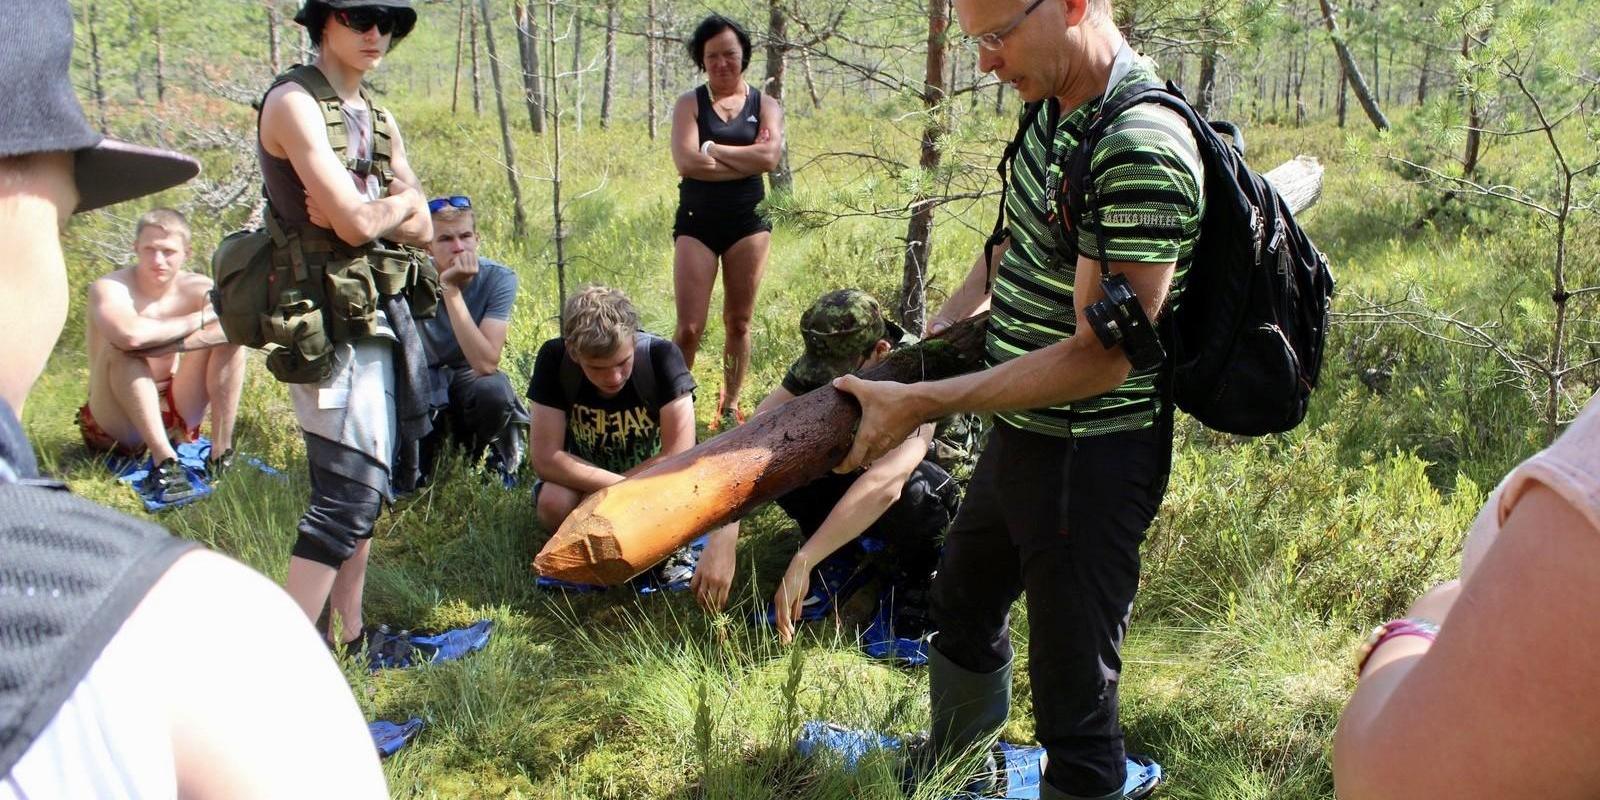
[
  {"left": 367, "top": 246, "right": 412, "bottom": 297},
  {"left": 322, "top": 256, "right": 380, "bottom": 342},
  {"left": 260, "top": 294, "right": 334, "bottom": 384},
  {"left": 408, "top": 251, "right": 441, "bottom": 320},
  {"left": 210, "top": 227, "right": 276, "bottom": 349}
]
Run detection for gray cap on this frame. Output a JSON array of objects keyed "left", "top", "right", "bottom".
[{"left": 0, "top": 1, "right": 200, "bottom": 213}]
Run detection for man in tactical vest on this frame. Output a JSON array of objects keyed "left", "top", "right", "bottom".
[
  {"left": 832, "top": 0, "right": 1201, "bottom": 797},
  {"left": 254, "top": 0, "right": 436, "bottom": 653},
  {"left": 1, "top": 2, "right": 387, "bottom": 795},
  {"left": 692, "top": 289, "right": 964, "bottom": 637},
  {"left": 82, "top": 207, "right": 246, "bottom": 500},
  {"left": 417, "top": 195, "right": 531, "bottom": 484}
]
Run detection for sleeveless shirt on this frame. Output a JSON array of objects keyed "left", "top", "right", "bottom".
[{"left": 679, "top": 84, "right": 765, "bottom": 209}]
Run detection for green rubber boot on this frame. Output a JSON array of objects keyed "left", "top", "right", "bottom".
[{"left": 927, "top": 637, "right": 1012, "bottom": 793}]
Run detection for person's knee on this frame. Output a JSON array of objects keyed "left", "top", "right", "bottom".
[
  {"left": 536, "top": 483, "right": 579, "bottom": 531},
  {"left": 292, "top": 480, "right": 382, "bottom": 568},
  {"left": 722, "top": 310, "right": 753, "bottom": 339},
  {"left": 675, "top": 319, "right": 705, "bottom": 345},
  {"left": 469, "top": 372, "right": 518, "bottom": 421}
]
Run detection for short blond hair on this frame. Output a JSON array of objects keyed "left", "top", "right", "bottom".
[
  {"left": 134, "top": 207, "right": 191, "bottom": 247},
  {"left": 431, "top": 206, "right": 475, "bottom": 228},
  {"left": 563, "top": 285, "right": 639, "bottom": 359}
]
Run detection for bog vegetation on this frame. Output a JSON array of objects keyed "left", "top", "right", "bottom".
[{"left": 31, "top": 0, "right": 1598, "bottom": 797}]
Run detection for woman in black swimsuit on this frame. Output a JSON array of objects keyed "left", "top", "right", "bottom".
[{"left": 670, "top": 14, "right": 785, "bottom": 429}]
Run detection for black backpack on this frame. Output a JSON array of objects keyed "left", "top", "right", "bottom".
[{"left": 1058, "top": 81, "right": 1335, "bottom": 436}]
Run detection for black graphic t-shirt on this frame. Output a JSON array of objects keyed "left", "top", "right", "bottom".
[{"left": 526, "top": 335, "right": 697, "bottom": 474}]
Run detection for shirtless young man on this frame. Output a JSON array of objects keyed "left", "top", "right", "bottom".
[{"left": 83, "top": 208, "right": 245, "bottom": 501}]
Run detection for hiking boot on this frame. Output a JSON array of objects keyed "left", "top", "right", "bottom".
[
  {"left": 140, "top": 457, "right": 197, "bottom": 503},
  {"left": 204, "top": 447, "right": 235, "bottom": 480},
  {"left": 654, "top": 545, "right": 699, "bottom": 587}
]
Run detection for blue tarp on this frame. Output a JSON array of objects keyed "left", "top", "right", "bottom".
[
  {"left": 108, "top": 437, "right": 281, "bottom": 513},
  {"left": 366, "top": 619, "right": 495, "bottom": 671},
  {"left": 369, "top": 717, "right": 424, "bottom": 758},
  {"left": 795, "top": 720, "right": 1163, "bottom": 799}
]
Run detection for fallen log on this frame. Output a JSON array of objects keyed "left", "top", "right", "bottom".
[
  {"left": 535, "top": 156, "right": 1326, "bottom": 585},
  {"left": 534, "top": 314, "right": 990, "bottom": 585}
]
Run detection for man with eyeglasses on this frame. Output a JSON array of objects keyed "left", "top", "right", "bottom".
[
  {"left": 831, "top": 0, "right": 1202, "bottom": 797},
  {"left": 256, "top": 0, "right": 435, "bottom": 655},
  {"left": 417, "top": 195, "right": 529, "bottom": 484}
]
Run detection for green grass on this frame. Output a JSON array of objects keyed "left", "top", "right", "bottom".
[{"left": 30, "top": 28, "right": 1590, "bottom": 795}]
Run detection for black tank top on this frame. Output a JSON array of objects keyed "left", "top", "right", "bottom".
[{"left": 679, "top": 84, "right": 765, "bottom": 209}]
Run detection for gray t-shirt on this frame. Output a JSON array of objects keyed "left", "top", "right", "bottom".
[{"left": 421, "top": 257, "right": 518, "bottom": 369}]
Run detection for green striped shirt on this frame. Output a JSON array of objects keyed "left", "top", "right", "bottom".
[{"left": 988, "top": 57, "right": 1204, "bottom": 438}]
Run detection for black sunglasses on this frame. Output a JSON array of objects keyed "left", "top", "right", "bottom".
[
  {"left": 334, "top": 7, "right": 402, "bottom": 36},
  {"left": 428, "top": 195, "right": 472, "bottom": 214}
]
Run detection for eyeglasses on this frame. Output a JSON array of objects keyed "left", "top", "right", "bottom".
[
  {"left": 428, "top": 195, "right": 472, "bottom": 214},
  {"left": 968, "top": 0, "right": 1048, "bottom": 51},
  {"left": 334, "top": 7, "right": 402, "bottom": 36}
]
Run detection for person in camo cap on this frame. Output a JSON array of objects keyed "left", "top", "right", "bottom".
[{"left": 692, "top": 289, "right": 964, "bottom": 645}]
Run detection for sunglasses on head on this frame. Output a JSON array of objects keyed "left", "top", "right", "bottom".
[
  {"left": 334, "top": 6, "right": 402, "bottom": 36},
  {"left": 428, "top": 195, "right": 472, "bottom": 214}
]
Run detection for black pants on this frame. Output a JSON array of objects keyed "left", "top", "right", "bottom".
[
  {"left": 930, "top": 421, "right": 1171, "bottom": 797},
  {"left": 419, "top": 365, "right": 521, "bottom": 478},
  {"left": 776, "top": 459, "right": 957, "bottom": 588}
]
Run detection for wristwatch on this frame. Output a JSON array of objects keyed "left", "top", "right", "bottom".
[{"left": 1355, "top": 617, "right": 1440, "bottom": 677}]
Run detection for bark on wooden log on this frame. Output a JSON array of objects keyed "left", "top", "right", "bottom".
[
  {"left": 534, "top": 314, "right": 990, "bottom": 585},
  {"left": 534, "top": 157, "right": 1326, "bottom": 585}
]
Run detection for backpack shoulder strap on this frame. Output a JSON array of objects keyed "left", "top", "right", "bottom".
[
  {"left": 559, "top": 345, "right": 582, "bottom": 406},
  {"left": 984, "top": 99, "right": 1050, "bottom": 293},
  {"left": 631, "top": 333, "right": 659, "bottom": 406},
  {"left": 1063, "top": 81, "right": 1202, "bottom": 278}
]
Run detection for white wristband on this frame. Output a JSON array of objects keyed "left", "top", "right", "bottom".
[{"left": 700, "top": 140, "right": 714, "bottom": 156}]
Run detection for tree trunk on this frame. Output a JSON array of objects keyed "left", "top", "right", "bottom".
[
  {"left": 470, "top": 1, "right": 483, "bottom": 115},
  {"left": 535, "top": 314, "right": 993, "bottom": 585},
  {"left": 647, "top": 0, "right": 659, "bottom": 140},
  {"left": 515, "top": 2, "right": 546, "bottom": 134},
  {"left": 899, "top": 0, "right": 950, "bottom": 332},
  {"left": 601, "top": 0, "right": 618, "bottom": 127},
  {"left": 1461, "top": 35, "right": 1482, "bottom": 178},
  {"left": 801, "top": 48, "right": 821, "bottom": 109},
  {"left": 1319, "top": 0, "right": 1389, "bottom": 131},
  {"left": 547, "top": 0, "right": 568, "bottom": 320},
  {"left": 571, "top": 7, "right": 584, "bottom": 131},
  {"left": 86, "top": 2, "right": 107, "bottom": 133},
  {"left": 1416, "top": 45, "right": 1431, "bottom": 106},
  {"left": 1337, "top": 61, "right": 1348, "bottom": 126},
  {"left": 1294, "top": 46, "right": 1308, "bottom": 125},
  {"left": 764, "top": 0, "right": 793, "bottom": 192},
  {"left": 267, "top": 0, "right": 282, "bottom": 74},
  {"left": 451, "top": 0, "right": 466, "bottom": 113},
  {"left": 153, "top": 11, "right": 166, "bottom": 104},
  {"left": 477, "top": 0, "right": 529, "bottom": 235},
  {"left": 1196, "top": 41, "right": 1218, "bottom": 117}
]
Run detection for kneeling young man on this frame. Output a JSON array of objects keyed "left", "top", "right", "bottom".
[
  {"left": 527, "top": 285, "right": 705, "bottom": 583},
  {"left": 692, "top": 289, "right": 960, "bottom": 636},
  {"left": 418, "top": 195, "right": 528, "bottom": 481},
  {"left": 83, "top": 208, "right": 245, "bottom": 501}
]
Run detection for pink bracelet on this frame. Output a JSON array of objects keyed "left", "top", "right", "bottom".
[{"left": 1355, "top": 618, "right": 1439, "bottom": 677}]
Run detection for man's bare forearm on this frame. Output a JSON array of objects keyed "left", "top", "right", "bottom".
[
  {"left": 932, "top": 240, "right": 1006, "bottom": 328},
  {"left": 907, "top": 333, "right": 1129, "bottom": 420}
]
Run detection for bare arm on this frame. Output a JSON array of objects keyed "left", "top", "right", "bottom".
[
  {"left": 437, "top": 259, "right": 509, "bottom": 376},
  {"left": 795, "top": 424, "right": 932, "bottom": 566},
  {"left": 705, "top": 95, "right": 785, "bottom": 175},
  {"left": 260, "top": 84, "right": 422, "bottom": 247},
  {"left": 670, "top": 92, "right": 746, "bottom": 182},
  {"left": 152, "top": 550, "right": 387, "bottom": 799},
  {"left": 1333, "top": 484, "right": 1600, "bottom": 798},
  {"left": 529, "top": 402, "right": 624, "bottom": 494},
  {"left": 751, "top": 385, "right": 797, "bottom": 419},
  {"left": 622, "top": 394, "right": 695, "bottom": 474},
  {"left": 381, "top": 116, "right": 433, "bottom": 247},
  {"left": 835, "top": 254, "right": 1173, "bottom": 471},
  {"left": 926, "top": 238, "right": 1006, "bottom": 334},
  {"left": 89, "top": 278, "right": 213, "bottom": 352}
]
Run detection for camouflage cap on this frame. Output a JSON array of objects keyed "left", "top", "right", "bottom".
[{"left": 787, "top": 289, "right": 894, "bottom": 390}]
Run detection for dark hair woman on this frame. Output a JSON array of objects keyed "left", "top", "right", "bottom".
[{"left": 670, "top": 14, "right": 785, "bottom": 429}]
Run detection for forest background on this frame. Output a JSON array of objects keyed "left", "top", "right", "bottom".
[{"left": 26, "top": 0, "right": 1600, "bottom": 796}]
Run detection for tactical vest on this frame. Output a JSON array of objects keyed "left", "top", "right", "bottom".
[{"left": 211, "top": 64, "right": 440, "bottom": 384}]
